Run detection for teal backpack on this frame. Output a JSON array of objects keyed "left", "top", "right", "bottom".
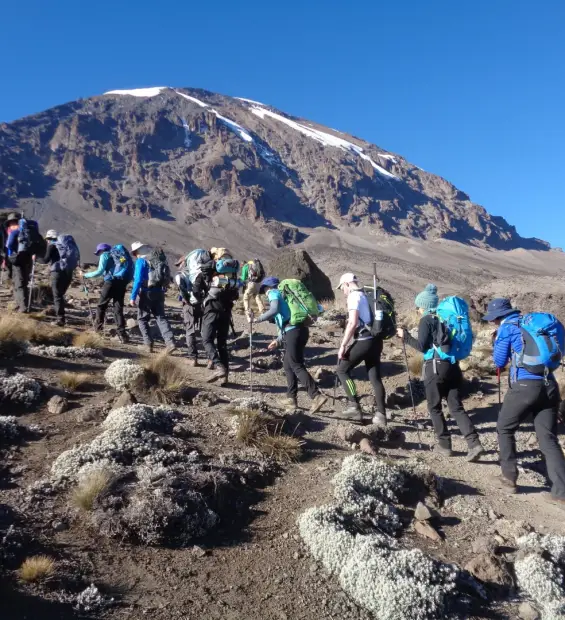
[{"left": 424, "top": 296, "right": 473, "bottom": 363}]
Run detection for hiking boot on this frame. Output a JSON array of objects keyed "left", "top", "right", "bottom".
[
  {"left": 55, "top": 319, "right": 65, "bottom": 327},
  {"left": 372, "top": 412, "right": 387, "bottom": 427},
  {"left": 333, "top": 405, "right": 364, "bottom": 424},
  {"left": 187, "top": 359, "right": 199, "bottom": 367},
  {"left": 542, "top": 492, "right": 565, "bottom": 509},
  {"left": 206, "top": 366, "right": 228, "bottom": 384},
  {"left": 118, "top": 332, "right": 130, "bottom": 344},
  {"left": 207, "top": 360, "right": 215, "bottom": 370},
  {"left": 281, "top": 397, "right": 298, "bottom": 412},
  {"left": 435, "top": 445, "right": 454, "bottom": 457},
  {"left": 164, "top": 343, "right": 177, "bottom": 355},
  {"left": 309, "top": 394, "right": 328, "bottom": 415},
  {"left": 492, "top": 474, "right": 517, "bottom": 494},
  {"left": 466, "top": 443, "right": 485, "bottom": 463},
  {"left": 142, "top": 343, "right": 154, "bottom": 354}
]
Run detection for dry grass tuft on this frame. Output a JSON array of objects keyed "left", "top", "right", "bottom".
[
  {"left": 59, "top": 371, "right": 91, "bottom": 392},
  {"left": 0, "top": 315, "right": 72, "bottom": 347},
  {"left": 256, "top": 432, "right": 303, "bottom": 463},
  {"left": 73, "top": 331, "right": 104, "bottom": 349},
  {"left": 142, "top": 354, "right": 191, "bottom": 403},
  {"left": 0, "top": 316, "right": 28, "bottom": 358},
  {"left": 233, "top": 408, "right": 263, "bottom": 443},
  {"left": 71, "top": 469, "right": 113, "bottom": 511},
  {"left": 408, "top": 354, "right": 424, "bottom": 377},
  {"left": 18, "top": 555, "right": 55, "bottom": 583}
]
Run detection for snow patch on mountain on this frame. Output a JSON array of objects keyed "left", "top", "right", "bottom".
[
  {"left": 175, "top": 91, "right": 209, "bottom": 107},
  {"left": 251, "top": 106, "right": 397, "bottom": 179},
  {"left": 104, "top": 87, "right": 168, "bottom": 98},
  {"left": 236, "top": 97, "right": 265, "bottom": 105}
]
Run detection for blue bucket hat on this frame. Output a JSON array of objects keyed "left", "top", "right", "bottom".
[
  {"left": 483, "top": 298, "right": 518, "bottom": 322},
  {"left": 95, "top": 243, "right": 111, "bottom": 256},
  {"left": 260, "top": 276, "right": 280, "bottom": 292}
]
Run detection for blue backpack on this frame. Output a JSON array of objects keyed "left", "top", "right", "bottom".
[
  {"left": 54, "top": 234, "right": 80, "bottom": 272},
  {"left": 425, "top": 296, "right": 473, "bottom": 363},
  {"left": 17, "top": 218, "right": 44, "bottom": 255},
  {"left": 110, "top": 244, "right": 134, "bottom": 283},
  {"left": 513, "top": 313, "right": 565, "bottom": 375},
  {"left": 216, "top": 257, "right": 239, "bottom": 275}
]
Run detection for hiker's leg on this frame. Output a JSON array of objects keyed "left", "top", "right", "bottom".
[
  {"left": 424, "top": 365, "right": 451, "bottom": 449},
  {"left": 150, "top": 291, "right": 174, "bottom": 346},
  {"left": 95, "top": 281, "right": 113, "bottom": 332},
  {"left": 243, "top": 283, "right": 253, "bottom": 317},
  {"left": 216, "top": 310, "right": 230, "bottom": 371},
  {"left": 13, "top": 262, "right": 29, "bottom": 312},
  {"left": 497, "top": 382, "right": 536, "bottom": 483},
  {"left": 51, "top": 272, "right": 65, "bottom": 320},
  {"left": 112, "top": 281, "right": 127, "bottom": 337},
  {"left": 183, "top": 303, "right": 199, "bottom": 359},
  {"left": 201, "top": 306, "right": 220, "bottom": 365},
  {"left": 253, "top": 282, "right": 265, "bottom": 314},
  {"left": 534, "top": 380, "right": 565, "bottom": 499},
  {"left": 283, "top": 328, "right": 299, "bottom": 399},
  {"left": 137, "top": 291, "right": 153, "bottom": 345},
  {"left": 446, "top": 365, "right": 481, "bottom": 448},
  {"left": 365, "top": 337, "right": 386, "bottom": 416},
  {"left": 291, "top": 324, "right": 320, "bottom": 399},
  {"left": 337, "top": 340, "right": 365, "bottom": 404}
]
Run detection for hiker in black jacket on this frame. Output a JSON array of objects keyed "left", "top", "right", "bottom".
[
  {"left": 397, "top": 283, "right": 484, "bottom": 461},
  {"left": 38, "top": 230, "right": 74, "bottom": 326}
]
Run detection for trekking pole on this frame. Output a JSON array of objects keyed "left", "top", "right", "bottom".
[
  {"left": 402, "top": 338, "right": 424, "bottom": 450},
  {"left": 81, "top": 276, "right": 96, "bottom": 328},
  {"left": 249, "top": 313, "right": 254, "bottom": 395},
  {"left": 497, "top": 368, "right": 501, "bottom": 413},
  {"left": 27, "top": 257, "right": 36, "bottom": 312},
  {"left": 373, "top": 261, "right": 378, "bottom": 314}
]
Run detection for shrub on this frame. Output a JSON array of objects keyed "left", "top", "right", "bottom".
[
  {"left": 72, "top": 468, "right": 113, "bottom": 511},
  {"left": 0, "top": 373, "right": 41, "bottom": 407},
  {"left": 0, "top": 416, "right": 23, "bottom": 445},
  {"left": 0, "top": 316, "right": 28, "bottom": 358},
  {"left": 73, "top": 331, "right": 104, "bottom": 350},
  {"left": 256, "top": 432, "right": 303, "bottom": 463},
  {"left": 30, "top": 345, "right": 101, "bottom": 359},
  {"left": 142, "top": 354, "right": 191, "bottom": 403},
  {"left": 104, "top": 359, "right": 145, "bottom": 391},
  {"left": 59, "top": 371, "right": 91, "bottom": 392},
  {"left": 18, "top": 555, "right": 55, "bottom": 582}
]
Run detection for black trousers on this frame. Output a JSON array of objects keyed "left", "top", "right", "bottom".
[
  {"left": 498, "top": 378, "right": 565, "bottom": 498},
  {"left": 51, "top": 270, "right": 73, "bottom": 321},
  {"left": 283, "top": 324, "right": 320, "bottom": 400},
  {"left": 201, "top": 304, "right": 230, "bottom": 370},
  {"left": 337, "top": 337, "right": 386, "bottom": 413},
  {"left": 12, "top": 258, "right": 32, "bottom": 312},
  {"left": 96, "top": 280, "right": 127, "bottom": 335},
  {"left": 424, "top": 361, "right": 480, "bottom": 449},
  {"left": 182, "top": 302, "right": 203, "bottom": 359}
]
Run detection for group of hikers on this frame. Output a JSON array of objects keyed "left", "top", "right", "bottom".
[{"left": 2, "top": 212, "right": 565, "bottom": 509}]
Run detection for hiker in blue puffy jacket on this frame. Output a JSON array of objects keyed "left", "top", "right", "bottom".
[
  {"left": 397, "top": 283, "right": 484, "bottom": 462},
  {"left": 129, "top": 241, "right": 175, "bottom": 354},
  {"left": 484, "top": 298, "right": 565, "bottom": 506},
  {"left": 82, "top": 243, "right": 129, "bottom": 342},
  {"left": 4, "top": 212, "right": 35, "bottom": 313},
  {"left": 253, "top": 277, "right": 327, "bottom": 415}
]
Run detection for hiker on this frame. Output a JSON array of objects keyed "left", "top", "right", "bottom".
[
  {"left": 174, "top": 250, "right": 215, "bottom": 367},
  {"left": 38, "top": 230, "right": 80, "bottom": 326},
  {"left": 82, "top": 243, "right": 132, "bottom": 342},
  {"left": 484, "top": 298, "right": 565, "bottom": 505},
  {"left": 4, "top": 213, "right": 44, "bottom": 313},
  {"left": 241, "top": 259, "right": 266, "bottom": 322},
  {"left": 333, "top": 273, "right": 388, "bottom": 425},
  {"left": 1, "top": 214, "right": 18, "bottom": 282},
  {"left": 254, "top": 277, "right": 327, "bottom": 414},
  {"left": 397, "top": 283, "right": 484, "bottom": 461},
  {"left": 202, "top": 248, "right": 240, "bottom": 385},
  {"left": 129, "top": 241, "right": 176, "bottom": 354}
]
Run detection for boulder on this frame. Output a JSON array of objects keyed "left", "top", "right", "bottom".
[
  {"left": 517, "top": 602, "right": 540, "bottom": 620},
  {"left": 359, "top": 438, "right": 378, "bottom": 456},
  {"left": 47, "top": 395, "right": 69, "bottom": 414},
  {"left": 267, "top": 250, "right": 334, "bottom": 301},
  {"left": 471, "top": 536, "right": 498, "bottom": 555},
  {"left": 464, "top": 553, "right": 512, "bottom": 588},
  {"left": 414, "top": 501, "right": 434, "bottom": 522},
  {"left": 414, "top": 520, "right": 441, "bottom": 542}
]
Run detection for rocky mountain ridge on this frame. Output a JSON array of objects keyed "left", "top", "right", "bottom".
[{"left": 0, "top": 86, "right": 549, "bottom": 251}]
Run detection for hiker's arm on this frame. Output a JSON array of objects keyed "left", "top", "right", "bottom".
[
  {"left": 241, "top": 264, "right": 248, "bottom": 282},
  {"left": 403, "top": 317, "right": 431, "bottom": 353},
  {"left": 84, "top": 253, "right": 107, "bottom": 279},
  {"left": 256, "top": 297, "right": 279, "bottom": 323},
  {"left": 130, "top": 260, "right": 145, "bottom": 301},
  {"left": 338, "top": 309, "right": 359, "bottom": 359},
  {"left": 492, "top": 327, "right": 511, "bottom": 369},
  {"left": 37, "top": 243, "right": 55, "bottom": 265},
  {"left": 6, "top": 230, "right": 18, "bottom": 255}
]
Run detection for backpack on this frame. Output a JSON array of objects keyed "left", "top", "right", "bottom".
[
  {"left": 184, "top": 249, "right": 213, "bottom": 284},
  {"left": 426, "top": 296, "right": 473, "bottom": 363},
  {"left": 248, "top": 259, "right": 265, "bottom": 283},
  {"left": 17, "top": 218, "right": 44, "bottom": 256},
  {"left": 278, "top": 279, "right": 320, "bottom": 326},
  {"left": 216, "top": 257, "right": 240, "bottom": 276},
  {"left": 363, "top": 286, "right": 396, "bottom": 340},
  {"left": 147, "top": 247, "right": 172, "bottom": 288},
  {"left": 513, "top": 313, "right": 565, "bottom": 375},
  {"left": 110, "top": 244, "right": 134, "bottom": 283},
  {"left": 54, "top": 234, "right": 80, "bottom": 272}
]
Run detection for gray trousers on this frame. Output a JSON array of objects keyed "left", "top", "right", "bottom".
[
  {"left": 12, "top": 259, "right": 32, "bottom": 312},
  {"left": 137, "top": 289, "right": 174, "bottom": 346}
]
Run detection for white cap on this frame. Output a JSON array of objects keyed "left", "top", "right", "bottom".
[
  {"left": 45, "top": 229, "right": 58, "bottom": 240},
  {"left": 131, "top": 241, "right": 148, "bottom": 253},
  {"left": 336, "top": 272, "right": 358, "bottom": 289}
]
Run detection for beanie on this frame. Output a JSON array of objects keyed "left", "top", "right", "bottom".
[{"left": 415, "top": 284, "right": 439, "bottom": 312}]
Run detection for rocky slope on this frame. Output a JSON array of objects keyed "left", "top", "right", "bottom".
[{"left": 0, "top": 86, "right": 550, "bottom": 252}]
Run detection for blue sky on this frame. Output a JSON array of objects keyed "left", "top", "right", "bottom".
[{"left": 2, "top": 0, "right": 564, "bottom": 247}]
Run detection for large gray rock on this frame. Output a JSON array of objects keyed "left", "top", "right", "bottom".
[
  {"left": 267, "top": 250, "right": 334, "bottom": 301},
  {"left": 47, "top": 395, "right": 69, "bottom": 414}
]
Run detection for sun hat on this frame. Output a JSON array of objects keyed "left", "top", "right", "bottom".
[
  {"left": 483, "top": 298, "right": 518, "bottom": 322},
  {"left": 94, "top": 243, "right": 111, "bottom": 256},
  {"left": 45, "top": 229, "right": 58, "bottom": 240},
  {"left": 415, "top": 283, "right": 439, "bottom": 312},
  {"left": 335, "top": 273, "right": 358, "bottom": 290},
  {"left": 131, "top": 241, "right": 149, "bottom": 253},
  {"left": 260, "top": 276, "right": 280, "bottom": 292}
]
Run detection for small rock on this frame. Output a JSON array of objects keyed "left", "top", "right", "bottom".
[
  {"left": 472, "top": 536, "right": 497, "bottom": 555},
  {"left": 126, "top": 318, "right": 138, "bottom": 330},
  {"left": 192, "top": 545, "right": 207, "bottom": 558},
  {"left": 359, "top": 438, "right": 378, "bottom": 456},
  {"left": 414, "top": 501, "right": 433, "bottom": 521},
  {"left": 282, "top": 532, "right": 289, "bottom": 539},
  {"left": 192, "top": 392, "right": 221, "bottom": 407},
  {"left": 464, "top": 553, "right": 512, "bottom": 588},
  {"left": 292, "top": 552, "right": 300, "bottom": 560},
  {"left": 488, "top": 507, "right": 500, "bottom": 521},
  {"left": 76, "top": 409, "right": 98, "bottom": 423},
  {"left": 518, "top": 601, "right": 540, "bottom": 620},
  {"left": 350, "top": 443, "right": 358, "bottom": 451},
  {"left": 112, "top": 390, "right": 137, "bottom": 410},
  {"left": 47, "top": 395, "right": 69, "bottom": 414},
  {"left": 52, "top": 520, "right": 69, "bottom": 532},
  {"left": 312, "top": 367, "right": 333, "bottom": 387},
  {"left": 414, "top": 520, "right": 442, "bottom": 542},
  {"left": 493, "top": 534, "right": 506, "bottom": 546}
]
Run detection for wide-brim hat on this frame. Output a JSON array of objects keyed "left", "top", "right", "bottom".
[
  {"left": 6, "top": 212, "right": 19, "bottom": 223},
  {"left": 335, "top": 272, "right": 358, "bottom": 290},
  {"left": 131, "top": 241, "right": 149, "bottom": 253},
  {"left": 483, "top": 298, "right": 517, "bottom": 322}
]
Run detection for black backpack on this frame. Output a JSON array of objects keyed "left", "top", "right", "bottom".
[
  {"left": 16, "top": 218, "right": 45, "bottom": 259},
  {"left": 248, "top": 259, "right": 265, "bottom": 283},
  {"left": 366, "top": 287, "right": 397, "bottom": 340},
  {"left": 147, "top": 247, "right": 172, "bottom": 288}
]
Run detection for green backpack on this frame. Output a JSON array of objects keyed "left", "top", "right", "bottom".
[{"left": 278, "top": 279, "right": 320, "bottom": 326}]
